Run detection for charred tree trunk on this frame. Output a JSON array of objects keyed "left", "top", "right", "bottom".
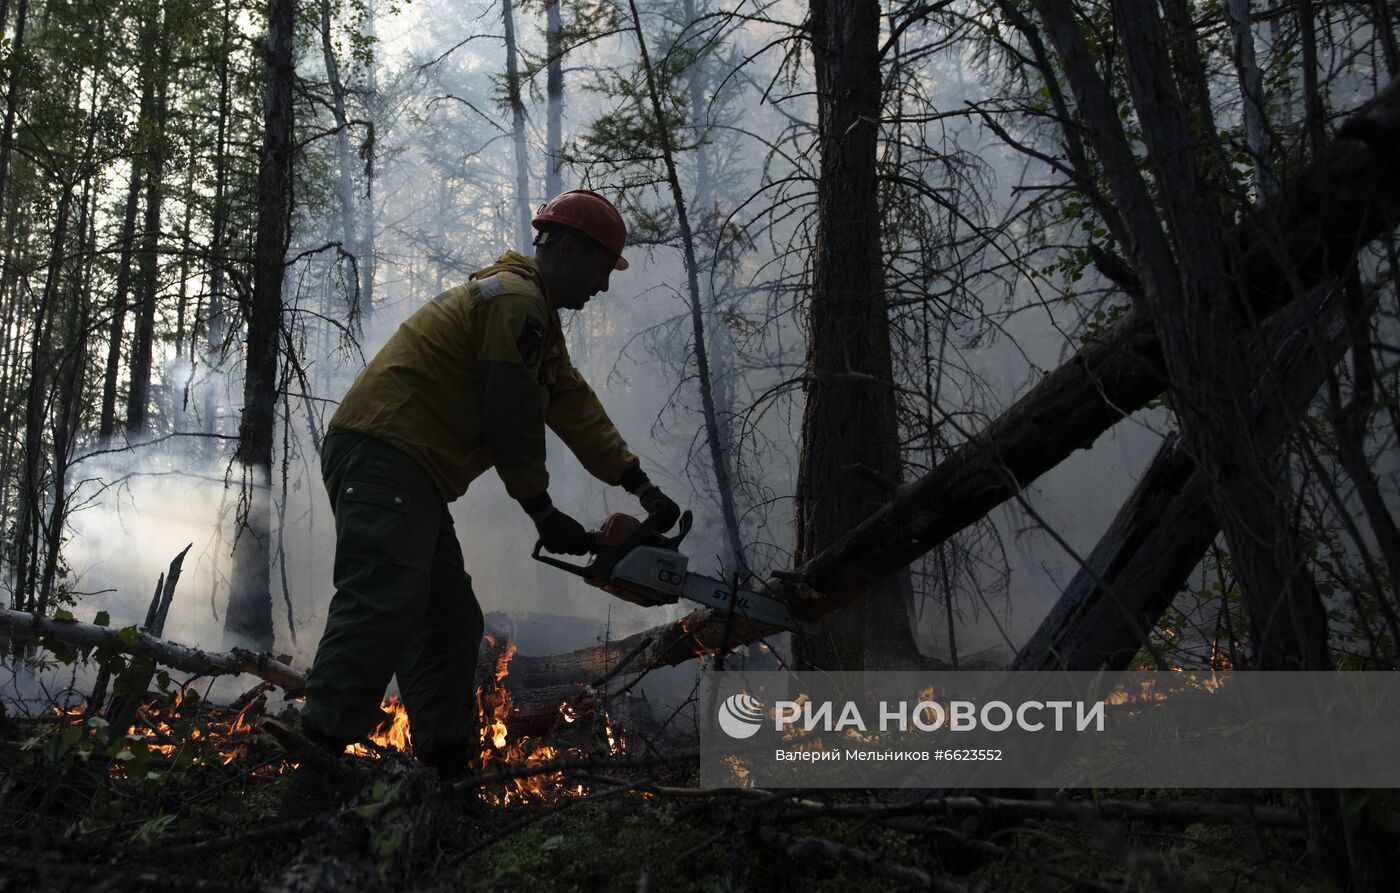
[
  {"left": 796, "top": 0, "right": 921, "bottom": 670},
  {"left": 225, "top": 0, "right": 295, "bottom": 650}
]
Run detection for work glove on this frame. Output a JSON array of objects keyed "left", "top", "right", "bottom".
[
  {"left": 618, "top": 464, "right": 681, "bottom": 534},
  {"left": 533, "top": 505, "right": 593, "bottom": 555},
  {"left": 636, "top": 484, "right": 680, "bottom": 533}
]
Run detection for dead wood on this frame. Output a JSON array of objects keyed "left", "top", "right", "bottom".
[
  {"left": 1015, "top": 289, "right": 1351, "bottom": 670},
  {"left": 108, "top": 545, "right": 194, "bottom": 735},
  {"left": 0, "top": 607, "right": 306, "bottom": 691}
]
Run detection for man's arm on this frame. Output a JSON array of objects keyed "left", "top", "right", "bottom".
[
  {"left": 473, "top": 288, "right": 593, "bottom": 554},
  {"left": 473, "top": 290, "right": 551, "bottom": 501},
  {"left": 545, "top": 358, "right": 638, "bottom": 486},
  {"left": 547, "top": 355, "right": 680, "bottom": 531}
]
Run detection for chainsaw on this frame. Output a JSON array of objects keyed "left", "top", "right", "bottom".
[{"left": 532, "top": 510, "right": 816, "bottom": 635}]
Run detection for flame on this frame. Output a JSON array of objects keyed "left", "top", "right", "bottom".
[
  {"left": 346, "top": 697, "right": 413, "bottom": 758},
  {"left": 49, "top": 632, "right": 638, "bottom": 804},
  {"left": 678, "top": 618, "right": 716, "bottom": 657}
]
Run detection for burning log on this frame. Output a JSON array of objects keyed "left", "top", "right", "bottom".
[{"left": 0, "top": 607, "right": 306, "bottom": 691}]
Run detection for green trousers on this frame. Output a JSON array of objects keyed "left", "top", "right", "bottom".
[{"left": 302, "top": 429, "right": 483, "bottom": 758}]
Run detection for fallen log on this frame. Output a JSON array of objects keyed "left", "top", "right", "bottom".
[{"left": 0, "top": 607, "right": 306, "bottom": 692}]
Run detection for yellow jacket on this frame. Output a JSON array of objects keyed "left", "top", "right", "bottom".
[{"left": 329, "top": 252, "right": 639, "bottom": 501}]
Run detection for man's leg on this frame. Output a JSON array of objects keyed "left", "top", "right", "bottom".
[
  {"left": 396, "top": 508, "right": 484, "bottom": 775},
  {"left": 301, "top": 431, "right": 444, "bottom": 746}
]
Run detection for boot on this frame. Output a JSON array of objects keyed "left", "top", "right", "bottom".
[
  {"left": 418, "top": 740, "right": 473, "bottom": 785},
  {"left": 269, "top": 721, "right": 355, "bottom": 821}
]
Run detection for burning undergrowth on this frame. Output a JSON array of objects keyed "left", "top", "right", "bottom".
[
  {"left": 340, "top": 634, "right": 637, "bottom": 804},
  {"left": 4, "top": 632, "right": 643, "bottom": 809}
]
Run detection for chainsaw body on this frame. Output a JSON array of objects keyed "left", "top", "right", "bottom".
[{"left": 532, "top": 511, "right": 816, "bottom": 634}]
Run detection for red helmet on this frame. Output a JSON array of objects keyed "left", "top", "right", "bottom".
[{"left": 531, "top": 189, "right": 629, "bottom": 270}]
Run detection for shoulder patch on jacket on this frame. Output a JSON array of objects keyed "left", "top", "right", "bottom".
[
  {"left": 517, "top": 319, "right": 544, "bottom": 368},
  {"left": 477, "top": 275, "right": 507, "bottom": 300}
]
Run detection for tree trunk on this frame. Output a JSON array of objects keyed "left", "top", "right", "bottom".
[
  {"left": 1104, "top": 0, "right": 1328, "bottom": 670},
  {"left": 1298, "top": 0, "right": 1326, "bottom": 156},
  {"left": 14, "top": 182, "right": 74, "bottom": 611},
  {"left": 0, "top": 0, "right": 28, "bottom": 211},
  {"left": 225, "top": 0, "right": 296, "bottom": 650},
  {"left": 502, "top": 0, "right": 532, "bottom": 253},
  {"left": 545, "top": 0, "right": 563, "bottom": 199},
  {"left": 202, "top": 0, "right": 234, "bottom": 459},
  {"left": 1046, "top": 2, "right": 1385, "bottom": 885},
  {"left": 124, "top": 10, "right": 171, "bottom": 436},
  {"left": 359, "top": 0, "right": 378, "bottom": 321},
  {"left": 795, "top": 0, "right": 922, "bottom": 670},
  {"left": 98, "top": 161, "right": 143, "bottom": 440},
  {"left": 684, "top": 0, "right": 744, "bottom": 570},
  {"left": 37, "top": 73, "right": 103, "bottom": 615},
  {"left": 790, "top": 63, "right": 1400, "bottom": 623},
  {"left": 0, "top": 607, "right": 306, "bottom": 691},
  {"left": 1224, "top": 0, "right": 1277, "bottom": 194},
  {"left": 319, "top": 0, "right": 361, "bottom": 317},
  {"left": 174, "top": 161, "right": 196, "bottom": 357},
  {"left": 624, "top": 0, "right": 747, "bottom": 574}
]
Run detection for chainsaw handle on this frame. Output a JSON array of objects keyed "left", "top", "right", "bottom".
[
  {"left": 530, "top": 537, "right": 599, "bottom": 578},
  {"left": 532, "top": 511, "right": 694, "bottom": 584}
]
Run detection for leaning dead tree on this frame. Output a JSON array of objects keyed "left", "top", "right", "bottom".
[{"left": 1015, "top": 288, "right": 1364, "bottom": 671}]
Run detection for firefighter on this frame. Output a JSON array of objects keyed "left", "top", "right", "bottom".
[{"left": 280, "top": 189, "right": 679, "bottom": 816}]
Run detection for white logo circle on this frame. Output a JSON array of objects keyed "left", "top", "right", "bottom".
[{"left": 717, "top": 692, "right": 765, "bottom": 739}]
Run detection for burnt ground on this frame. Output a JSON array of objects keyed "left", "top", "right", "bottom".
[{"left": 0, "top": 689, "right": 1335, "bottom": 893}]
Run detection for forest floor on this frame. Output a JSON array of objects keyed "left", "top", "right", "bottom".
[{"left": 0, "top": 688, "right": 1330, "bottom": 893}]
